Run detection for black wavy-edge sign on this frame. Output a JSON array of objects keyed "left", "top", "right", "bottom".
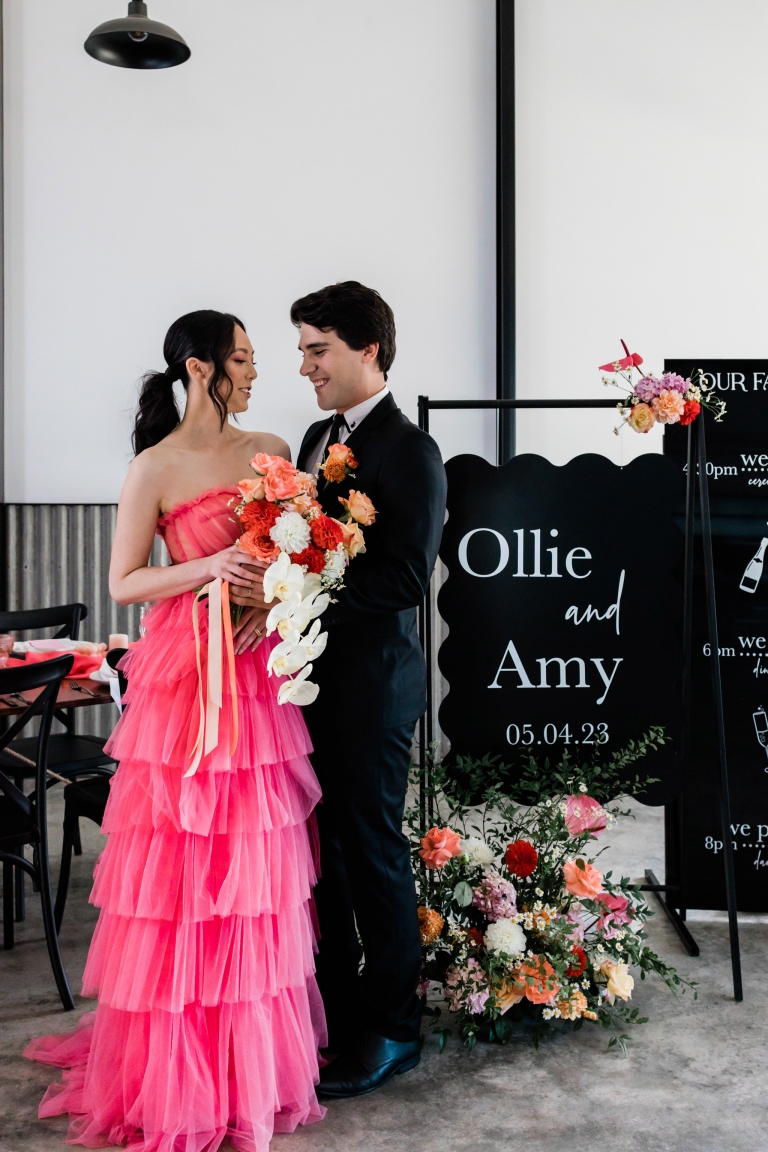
[{"left": 438, "top": 453, "right": 685, "bottom": 805}]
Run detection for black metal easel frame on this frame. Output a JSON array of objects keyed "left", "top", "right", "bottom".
[{"left": 416, "top": 396, "right": 743, "bottom": 1002}]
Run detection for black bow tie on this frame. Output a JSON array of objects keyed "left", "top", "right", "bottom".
[{"left": 327, "top": 412, "right": 348, "bottom": 447}]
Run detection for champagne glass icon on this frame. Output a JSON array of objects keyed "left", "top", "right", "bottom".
[
  {"left": 754, "top": 706, "right": 768, "bottom": 772},
  {"left": 740, "top": 535, "right": 768, "bottom": 593}
]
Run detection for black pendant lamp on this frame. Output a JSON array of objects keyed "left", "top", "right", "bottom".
[{"left": 84, "top": 1, "right": 190, "bottom": 69}]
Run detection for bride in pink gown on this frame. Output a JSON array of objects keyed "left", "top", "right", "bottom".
[{"left": 24, "top": 310, "right": 326, "bottom": 1151}]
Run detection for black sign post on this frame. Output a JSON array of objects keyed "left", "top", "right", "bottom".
[{"left": 420, "top": 396, "right": 743, "bottom": 1002}]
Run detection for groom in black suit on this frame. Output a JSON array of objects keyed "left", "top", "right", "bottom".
[{"left": 292, "top": 281, "right": 447, "bottom": 1098}]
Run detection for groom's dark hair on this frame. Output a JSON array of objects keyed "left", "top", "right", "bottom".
[{"left": 290, "top": 281, "right": 396, "bottom": 380}]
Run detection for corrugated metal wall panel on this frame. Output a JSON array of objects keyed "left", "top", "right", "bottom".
[{"left": 5, "top": 504, "right": 169, "bottom": 738}]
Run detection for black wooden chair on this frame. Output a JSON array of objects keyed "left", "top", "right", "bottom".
[
  {"left": 53, "top": 647, "right": 128, "bottom": 933},
  {"left": 0, "top": 605, "right": 116, "bottom": 922},
  {"left": 0, "top": 655, "right": 77, "bottom": 1010}
]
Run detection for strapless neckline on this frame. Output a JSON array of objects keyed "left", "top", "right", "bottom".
[{"left": 158, "top": 485, "right": 239, "bottom": 527}]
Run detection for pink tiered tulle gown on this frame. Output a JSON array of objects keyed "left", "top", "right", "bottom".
[{"left": 24, "top": 487, "right": 327, "bottom": 1152}]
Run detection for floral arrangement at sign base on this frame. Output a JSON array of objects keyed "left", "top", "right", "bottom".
[
  {"left": 599, "top": 340, "right": 726, "bottom": 435},
  {"left": 406, "top": 733, "right": 696, "bottom": 1055},
  {"left": 232, "top": 450, "right": 376, "bottom": 704}
]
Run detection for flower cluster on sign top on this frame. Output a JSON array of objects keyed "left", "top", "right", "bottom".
[
  {"left": 599, "top": 342, "right": 726, "bottom": 435},
  {"left": 407, "top": 737, "right": 695, "bottom": 1053}
]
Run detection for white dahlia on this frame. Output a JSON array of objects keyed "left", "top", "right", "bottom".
[
  {"left": 270, "top": 511, "right": 311, "bottom": 555},
  {"left": 460, "top": 837, "right": 495, "bottom": 866},
  {"left": 484, "top": 918, "right": 527, "bottom": 959}
]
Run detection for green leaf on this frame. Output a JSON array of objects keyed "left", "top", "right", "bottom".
[
  {"left": 438, "top": 1031, "right": 447, "bottom": 1054},
  {"left": 453, "top": 880, "right": 474, "bottom": 907}
]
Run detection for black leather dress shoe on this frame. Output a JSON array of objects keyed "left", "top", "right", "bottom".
[{"left": 317, "top": 1032, "right": 420, "bottom": 1099}]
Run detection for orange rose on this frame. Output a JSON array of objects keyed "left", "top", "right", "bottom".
[
  {"left": 238, "top": 476, "right": 266, "bottom": 500},
  {"left": 563, "top": 858, "right": 604, "bottom": 899},
  {"left": 339, "top": 490, "right": 377, "bottom": 526},
  {"left": 626, "top": 403, "right": 655, "bottom": 434},
  {"left": 295, "top": 471, "right": 318, "bottom": 498},
  {"left": 517, "top": 956, "right": 559, "bottom": 1005},
  {"left": 341, "top": 520, "right": 366, "bottom": 557},
  {"left": 327, "top": 442, "right": 358, "bottom": 465},
  {"left": 322, "top": 443, "right": 358, "bottom": 484},
  {"left": 238, "top": 530, "right": 280, "bottom": 561},
  {"left": 419, "top": 826, "right": 462, "bottom": 869},
  {"left": 285, "top": 492, "right": 322, "bottom": 515},
  {"left": 600, "top": 959, "right": 634, "bottom": 1003},
  {"left": 250, "top": 452, "right": 279, "bottom": 475},
  {"left": 263, "top": 458, "right": 303, "bottom": 502}
]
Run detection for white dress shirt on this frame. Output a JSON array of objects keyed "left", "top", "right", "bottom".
[{"left": 309, "top": 386, "right": 390, "bottom": 476}]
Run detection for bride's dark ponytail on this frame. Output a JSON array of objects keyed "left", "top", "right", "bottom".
[{"left": 132, "top": 309, "right": 246, "bottom": 455}]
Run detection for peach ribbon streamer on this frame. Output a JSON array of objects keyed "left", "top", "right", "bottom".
[{"left": 186, "top": 577, "right": 239, "bottom": 777}]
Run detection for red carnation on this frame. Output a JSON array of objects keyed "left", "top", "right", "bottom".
[
  {"left": 467, "top": 927, "right": 484, "bottom": 948},
  {"left": 566, "top": 946, "right": 587, "bottom": 978},
  {"left": 240, "top": 499, "right": 281, "bottom": 533},
  {"left": 310, "top": 515, "right": 344, "bottom": 550},
  {"left": 679, "top": 399, "right": 701, "bottom": 426},
  {"left": 504, "top": 839, "right": 538, "bottom": 878},
  {"left": 291, "top": 546, "right": 326, "bottom": 574}
]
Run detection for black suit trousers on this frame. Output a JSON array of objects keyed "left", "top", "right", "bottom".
[{"left": 307, "top": 715, "right": 422, "bottom": 1047}]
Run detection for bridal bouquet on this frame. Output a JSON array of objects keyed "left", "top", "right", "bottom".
[
  {"left": 408, "top": 736, "right": 695, "bottom": 1054},
  {"left": 233, "top": 452, "right": 375, "bottom": 705},
  {"left": 599, "top": 341, "right": 726, "bottom": 434}
]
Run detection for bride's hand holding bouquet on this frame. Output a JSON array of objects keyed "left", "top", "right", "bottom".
[{"left": 229, "top": 450, "right": 375, "bottom": 703}]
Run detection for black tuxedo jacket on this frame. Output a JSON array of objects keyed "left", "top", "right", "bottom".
[{"left": 297, "top": 392, "right": 447, "bottom": 729}]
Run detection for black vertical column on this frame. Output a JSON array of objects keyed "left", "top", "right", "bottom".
[
  {"left": 0, "top": 0, "right": 7, "bottom": 610},
  {"left": 496, "top": 0, "right": 515, "bottom": 464}
]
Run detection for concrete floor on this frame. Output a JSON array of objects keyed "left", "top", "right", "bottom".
[{"left": 1, "top": 794, "right": 766, "bottom": 1152}]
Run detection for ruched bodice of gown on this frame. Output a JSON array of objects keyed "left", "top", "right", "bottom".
[{"left": 25, "top": 487, "right": 326, "bottom": 1152}]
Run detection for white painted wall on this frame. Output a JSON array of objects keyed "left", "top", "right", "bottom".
[
  {"left": 4, "top": 0, "right": 496, "bottom": 502},
  {"left": 515, "top": 0, "right": 768, "bottom": 464},
  {"left": 6, "top": 1, "right": 768, "bottom": 501}
]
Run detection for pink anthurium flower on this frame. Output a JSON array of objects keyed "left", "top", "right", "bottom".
[{"left": 599, "top": 339, "right": 644, "bottom": 373}]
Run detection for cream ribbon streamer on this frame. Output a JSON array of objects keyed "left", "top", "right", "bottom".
[{"left": 186, "top": 577, "right": 239, "bottom": 777}]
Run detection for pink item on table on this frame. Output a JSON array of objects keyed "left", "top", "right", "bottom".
[{"left": 8, "top": 651, "right": 103, "bottom": 678}]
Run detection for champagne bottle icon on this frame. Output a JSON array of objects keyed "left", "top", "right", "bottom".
[
  {"left": 754, "top": 706, "right": 768, "bottom": 772},
  {"left": 740, "top": 537, "right": 768, "bottom": 593}
]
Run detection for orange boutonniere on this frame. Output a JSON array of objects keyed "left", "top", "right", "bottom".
[{"left": 322, "top": 442, "right": 358, "bottom": 484}]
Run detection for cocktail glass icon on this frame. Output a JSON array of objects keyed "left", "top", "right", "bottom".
[{"left": 753, "top": 706, "right": 768, "bottom": 771}]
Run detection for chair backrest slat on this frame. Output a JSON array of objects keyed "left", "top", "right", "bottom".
[{"left": 0, "top": 603, "right": 88, "bottom": 640}]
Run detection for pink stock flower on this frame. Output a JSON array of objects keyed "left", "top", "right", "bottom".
[
  {"left": 419, "top": 826, "right": 462, "bottom": 869},
  {"left": 564, "top": 907, "right": 585, "bottom": 942},
  {"left": 634, "top": 375, "right": 664, "bottom": 402},
  {"left": 471, "top": 873, "right": 517, "bottom": 922},
  {"left": 660, "top": 372, "right": 689, "bottom": 394},
  {"left": 564, "top": 795, "right": 608, "bottom": 837},
  {"left": 596, "top": 892, "right": 632, "bottom": 938},
  {"left": 444, "top": 958, "right": 490, "bottom": 1015}
]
